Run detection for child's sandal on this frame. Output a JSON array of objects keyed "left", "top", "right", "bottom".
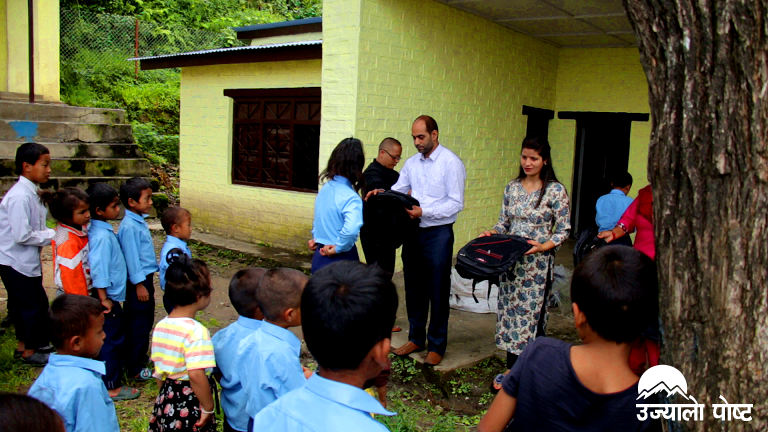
[
  {"left": 132, "top": 367, "right": 153, "bottom": 381},
  {"left": 110, "top": 387, "right": 141, "bottom": 401}
]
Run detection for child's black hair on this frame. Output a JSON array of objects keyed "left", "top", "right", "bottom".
[
  {"left": 119, "top": 177, "right": 152, "bottom": 208},
  {"left": 164, "top": 248, "right": 212, "bottom": 308},
  {"left": 301, "top": 261, "right": 398, "bottom": 371},
  {"left": 571, "top": 245, "right": 658, "bottom": 343},
  {"left": 15, "top": 142, "right": 49, "bottom": 175},
  {"left": 161, "top": 206, "right": 191, "bottom": 234},
  {"left": 0, "top": 393, "right": 64, "bottom": 432},
  {"left": 49, "top": 294, "right": 103, "bottom": 349},
  {"left": 40, "top": 188, "right": 89, "bottom": 222},
  {"left": 612, "top": 172, "right": 633, "bottom": 189},
  {"left": 85, "top": 183, "right": 119, "bottom": 216},
  {"left": 256, "top": 268, "right": 307, "bottom": 321},
  {"left": 229, "top": 268, "right": 267, "bottom": 319}
]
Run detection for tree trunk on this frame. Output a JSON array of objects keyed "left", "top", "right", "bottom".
[{"left": 623, "top": 1, "right": 768, "bottom": 430}]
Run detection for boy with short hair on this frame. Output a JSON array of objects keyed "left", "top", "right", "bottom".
[
  {"left": 28, "top": 294, "right": 120, "bottom": 432},
  {"left": 117, "top": 177, "right": 157, "bottom": 381},
  {"left": 86, "top": 183, "right": 140, "bottom": 400},
  {"left": 158, "top": 206, "right": 193, "bottom": 313},
  {"left": 477, "top": 246, "right": 658, "bottom": 432},
  {"left": 240, "top": 268, "right": 309, "bottom": 428},
  {"left": 212, "top": 268, "right": 267, "bottom": 432},
  {"left": 595, "top": 172, "right": 634, "bottom": 246},
  {"left": 251, "top": 261, "right": 398, "bottom": 432},
  {"left": 0, "top": 143, "right": 56, "bottom": 365}
]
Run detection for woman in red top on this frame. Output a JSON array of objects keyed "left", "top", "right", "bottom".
[
  {"left": 598, "top": 185, "right": 654, "bottom": 259},
  {"left": 598, "top": 185, "right": 658, "bottom": 374}
]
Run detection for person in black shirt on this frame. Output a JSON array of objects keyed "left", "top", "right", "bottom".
[
  {"left": 478, "top": 246, "right": 658, "bottom": 432},
  {"left": 360, "top": 137, "right": 403, "bottom": 277}
]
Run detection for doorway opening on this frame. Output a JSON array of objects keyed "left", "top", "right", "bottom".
[{"left": 558, "top": 111, "right": 649, "bottom": 235}]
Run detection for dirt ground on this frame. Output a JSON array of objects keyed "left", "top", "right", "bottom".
[{"left": 0, "top": 225, "right": 580, "bottom": 430}]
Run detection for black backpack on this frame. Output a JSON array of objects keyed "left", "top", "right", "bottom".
[
  {"left": 455, "top": 234, "right": 532, "bottom": 302},
  {"left": 573, "top": 226, "right": 602, "bottom": 267},
  {"left": 362, "top": 190, "right": 420, "bottom": 250}
]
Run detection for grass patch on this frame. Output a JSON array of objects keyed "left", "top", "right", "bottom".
[{"left": 0, "top": 328, "right": 43, "bottom": 393}]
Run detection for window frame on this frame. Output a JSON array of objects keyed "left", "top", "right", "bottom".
[{"left": 225, "top": 88, "right": 321, "bottom": 193}]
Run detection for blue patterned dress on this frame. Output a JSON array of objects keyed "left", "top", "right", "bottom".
[{"left": 492, "top": 180, "right": 571, "bottom": 355}]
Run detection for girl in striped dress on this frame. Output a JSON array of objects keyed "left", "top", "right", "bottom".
[{"left": 149, "top": 249, "right": 216, "bottom": 432}]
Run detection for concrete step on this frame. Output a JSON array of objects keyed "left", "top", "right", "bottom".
[
  {"left": 0, "top": 92, "right": 48, "bottom": 103},
  {"left": 0, "top": 120, "right": 132, "bottom": 143},
  {"left": 0, "top": 158, "right": 150, "bottom": 178},
  {"left": 0, "top": 101, "right": 125, "bottom": 123},
  {"left": 0, "top": 176, "right": 152, "bottom": 195},
  {"left": 0, "top": 141, "right": 143, "bottom": 159}
]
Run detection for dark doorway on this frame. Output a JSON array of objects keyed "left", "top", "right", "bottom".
[
  {"left": 522, "top": 105, "right": 554, "bottom": 140},
  {"left": 558, "top": 111, "right": 649, "bottom": 235}
]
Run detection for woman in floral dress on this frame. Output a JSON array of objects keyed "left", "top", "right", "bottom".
[{"left": 479, "top": 136, "right": 570, "bottom": 389}]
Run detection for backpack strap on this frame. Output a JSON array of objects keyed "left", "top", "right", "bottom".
[{"left": 471, "top": 278, "right": 480, "bottom": 303}]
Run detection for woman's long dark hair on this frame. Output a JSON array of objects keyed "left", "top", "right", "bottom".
[
  {"left": 319, "top": 138, "right": 366, "bottom": 193},
  {"left": 516, "top": 135, "right": 559, "bottom": 208}
]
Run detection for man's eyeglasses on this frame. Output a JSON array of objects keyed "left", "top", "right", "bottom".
[{"left": 383, "top": 149, "right": 402, "bottom": 161}]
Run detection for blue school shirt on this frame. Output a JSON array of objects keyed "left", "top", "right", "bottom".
[
  {"left": 0, "top": 176, "right": 56, "bottom": 277},
  {"left": 117, "top": 210, "right": 158, "bottom": 285},
  {"left": 88, "top": 220, "right": 128, "bottom": 302},
  {"left": 28, "top": 354, "right": 120, "bottom": 432},
  {"left": 158, "top": 235, "right": 191, "bottom": 290},
  {"left": 212, "top": 316, "right": 263, "bottom": 431},
  {"left": 595, "top": 189, "right": 635, "bottom": 232},
  {"left": 251, "top": 373, "right": 395, "bottom": 432},
  {"left": 240, "top": 320, "right": 306, "bottom": 421},
  {"left": 311, "top": 176, "right": 364, "bottom": 253}
]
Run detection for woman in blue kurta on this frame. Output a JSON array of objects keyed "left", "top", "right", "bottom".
[
  {"left": 309, "top": 138, "right": 367, "bottom": 274},
  {"left": 480, "top": 136, "right": 571, "bottom": 387}
]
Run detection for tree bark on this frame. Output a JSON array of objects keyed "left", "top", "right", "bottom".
[{"left": 623, "top": 0, "right": 768, "bottom": 430}]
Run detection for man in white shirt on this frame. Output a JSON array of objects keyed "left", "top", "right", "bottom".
[{"left": 388, "top": 115, "right": 466, "bottom": 366}]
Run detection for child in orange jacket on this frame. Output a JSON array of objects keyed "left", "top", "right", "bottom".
[{"left": 46, "top": 188, "right": 92, "bottom": 296}]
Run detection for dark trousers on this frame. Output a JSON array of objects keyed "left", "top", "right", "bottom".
[
  {"left": 310, "top": 244, "right": 359, "bottom": 274},
  {"left": 0, "top": 265, "right": 49, "bottom": 349},
  {"left": 402, "top": 224, "right": 454, "bottom": 356},
  {"left": 98, "top": 300, "right": 126, "bottom": 389},
  {"left": 124, "top": 274, "right": 155, "bottom": 376},
  {"left": 360, "top": 228, "right": 396, "bottom": 278}
]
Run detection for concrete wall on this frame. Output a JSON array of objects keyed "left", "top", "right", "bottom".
[
  {"left": 3, "top": 0, "right": 60, "bottom": 101},
  {"left": 178, "top": 60, "right": 322, "bottom": 249},
  {"left": 550, "top": 47, "right": 651, "bottom": 197},
  {"left": 349, "top": 0, "right": 560, "bottom": 253}
]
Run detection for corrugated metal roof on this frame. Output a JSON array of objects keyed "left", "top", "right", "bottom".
[
  {"left": 233, "top": 17, "right": 321, "bottom": 33},
  {"left": 128, "top": 40, "right": 322, "bottom": 62}
]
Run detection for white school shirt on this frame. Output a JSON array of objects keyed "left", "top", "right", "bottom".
[
  {"left": 391, "top": 143, "right": 466, "bottom": 228},
  {"left": 0, "top": 176, "right": 55, "bottom": 277}
]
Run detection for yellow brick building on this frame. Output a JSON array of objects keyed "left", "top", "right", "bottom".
[
  {"left": 139, "top": 0, "right": 651, "bottom": 256},
  {"left": 0, "top": 0, "right": 60, "bottom": 101}
]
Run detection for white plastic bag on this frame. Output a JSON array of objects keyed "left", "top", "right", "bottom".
[{"left": 449, "top": 269, "right": 498, "bottom": 314}]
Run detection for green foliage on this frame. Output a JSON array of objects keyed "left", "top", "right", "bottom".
[
  {"left": 60, "top": 1, "right": 322, "bottom": 166},
  {"left": 62, "top": 0, "right": 322, "bottom": 25},
  {"left": 390, "top": 356, "right": 421, "bottom": 382},
  {"left": 132, "top": 123, "right": 180, "bottom": 165}
]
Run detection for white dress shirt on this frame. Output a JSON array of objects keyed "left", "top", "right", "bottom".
[
  {"left": 0, "top": 176, "right": 55, "bottom": 277},
  {"left": 392, "top": 143, "right": 466, "bottom": 228}
]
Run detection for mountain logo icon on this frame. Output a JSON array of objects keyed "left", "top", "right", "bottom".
[{"left": 637, "top": 365, "right": 695, "bottom": 402}]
